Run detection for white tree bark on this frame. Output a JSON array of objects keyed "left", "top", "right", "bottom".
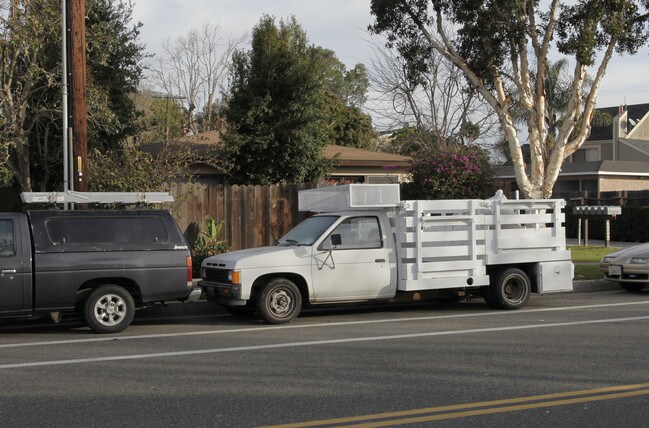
[{"left": 401, "top": 0, "right": 618, "bottom": 199}]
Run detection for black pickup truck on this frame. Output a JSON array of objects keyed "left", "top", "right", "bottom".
[{"left": 0, "top": 210, "right": 198, "bottom": 333}]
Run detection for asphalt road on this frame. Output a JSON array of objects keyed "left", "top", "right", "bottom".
[{"left": 2, "top": 284, "right": 649, "bottom": 427}]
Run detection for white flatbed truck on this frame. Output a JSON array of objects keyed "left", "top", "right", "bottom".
[{"left": 199, "top": 184, "right": 573, "bottom": 323}]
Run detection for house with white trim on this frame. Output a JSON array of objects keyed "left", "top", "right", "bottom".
[{"left": 496, "top": 103, "right": 649, "bottom": 196}]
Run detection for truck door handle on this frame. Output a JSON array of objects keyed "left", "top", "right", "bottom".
[
  {"left": 375, "top": 259, "right": 385, "bottom": 263},
  {"left": 2, "top": 269, "right": 16, "bottom": 274}
]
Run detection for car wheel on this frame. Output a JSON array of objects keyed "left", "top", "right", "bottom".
[
  {"left": 489, "top": 268, "right": 531, "bottom": 309},
  {"left": 83, "top": 285, "right": 135, "bottom": 333},
  {"left": 256, "top": 278, "right": 302, "bottom": 324}
]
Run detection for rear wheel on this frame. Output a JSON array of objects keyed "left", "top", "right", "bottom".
[
  {"left": 256, "top": 278, "right": 302, "bottom": 324},
  {"left": 620, "top": 283, "right": 646, "bottom": 293},
  {"left": 488, "top": 268, "right": 531, "bottom": 309},
  {"left": 83, "top": 285, "right": 135, "bottom": 333}
]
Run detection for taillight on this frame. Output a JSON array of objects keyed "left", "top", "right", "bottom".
[{"left": 186, "top": 256, "right": 193, "bottom": 285}]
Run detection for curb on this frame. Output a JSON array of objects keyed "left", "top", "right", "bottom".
[{"left": 572, "top": 279, "right": 619, "bottom": 293}]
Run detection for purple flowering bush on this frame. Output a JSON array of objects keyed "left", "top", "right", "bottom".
[{"left": 408, "top": 145, "right": 497, "bottom": 200}]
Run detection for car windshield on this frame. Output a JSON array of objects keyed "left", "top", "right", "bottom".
[{"left": 277, "top": 216, "right": 338, "bottom": 246}]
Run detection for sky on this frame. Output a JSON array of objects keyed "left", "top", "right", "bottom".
[{"left": 131, "top": 0, "right": 649, "bottom": 112}]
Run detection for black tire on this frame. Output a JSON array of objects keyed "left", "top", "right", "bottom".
[
  {"left": 83, "top": 285, "right": 135, "bottom": 333},
  {"left": 489, "top": 268, "right": 531, "bottom": 310},
  {"left": 256, "top": 278, "right": 302, "bottom": 324},
  {"left": 620, "top": 283, "right": 646, "bottom": 293}
]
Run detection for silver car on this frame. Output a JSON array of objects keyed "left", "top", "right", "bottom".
[{"left": 600, "top": 243, "right": 649, "bottom": 292}]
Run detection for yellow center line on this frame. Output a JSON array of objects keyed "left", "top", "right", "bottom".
[{"left": 262, "top": 382, "right": 649, "bottom": 428}]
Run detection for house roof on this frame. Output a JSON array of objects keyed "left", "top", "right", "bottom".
[
  {"left": 620, "top": 138, "right": 649, "bottom": 157},
  {"left": 140, "top": 131, "right": 412, "bottom": 168},
  {"left": 495, "top": 160, "right": 649, "bottom": 179},
  {"left": 588, "top": 103, "right": 649, "bottom": 141},
  {"left": 323, "top": 144, "right": 411, "bottom": 167}
]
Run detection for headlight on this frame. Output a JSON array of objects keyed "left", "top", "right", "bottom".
[
  {"left": 630, "top": 257, "right": 649, "bottom": 264},
  {"left": 602, "top": 256, "right": 614, "bottom": 264}
]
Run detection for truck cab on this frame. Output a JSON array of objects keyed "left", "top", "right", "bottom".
[
  {"left": 0, "top": 213, "right": 32, "bottom": 316},
  {"left": 201, "top": 211, "right": 398, "bottom": 322}
]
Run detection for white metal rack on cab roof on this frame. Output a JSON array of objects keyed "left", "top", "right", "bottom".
[{"left": 20, "top": 190, "right": 174, "bottom": 205}]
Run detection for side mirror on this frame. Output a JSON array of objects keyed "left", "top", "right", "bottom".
[{"left": 330, "top": 234, "right": 342, "bottom": 247}]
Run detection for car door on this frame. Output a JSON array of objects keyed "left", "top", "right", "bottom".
[
  {"left": 0, "top": 214, "right": 30, "bottom": 314},
  {"left": 311, "top": 215, "right": 393, "bottom": 301}
]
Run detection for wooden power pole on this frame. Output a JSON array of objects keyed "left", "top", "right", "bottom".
[{"left": 68, "top": 0, "right": 88, "bottom": 192}]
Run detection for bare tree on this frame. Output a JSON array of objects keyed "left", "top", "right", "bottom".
[
  {"left": 0, "top": 0, "right": 57, "bottom": 191},
  {"left": 149, "top": 24, "right": 245, "bottom": 135},
  {"left": 368, "top": 36, "right": 499, "bottom": 154},
  {"left": 370, "top": 0, "right": 649, "bottom": 198}
]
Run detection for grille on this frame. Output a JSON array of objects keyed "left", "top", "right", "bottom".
[{"left": 204, "top": 268, "right": 229, "bottom": 283}]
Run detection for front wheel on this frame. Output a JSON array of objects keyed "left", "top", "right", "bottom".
[
  {"left": 256, "top": 278, "right": 302, "bottom": 324},
  {"left": 83, "top": 285, "right": 135, "bottom": 333},
  {"left": 487, "top": 268, "right": 531, "bottom": 310}
]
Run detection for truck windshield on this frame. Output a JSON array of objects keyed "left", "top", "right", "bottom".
[{"left": 277, "top": 216, "right": 338, "bottom": 246}]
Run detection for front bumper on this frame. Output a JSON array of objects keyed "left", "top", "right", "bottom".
[{"left": 199, "top": 280, "right": 246, "bottom": 306}]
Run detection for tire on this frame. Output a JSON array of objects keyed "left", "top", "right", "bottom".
[
  {"left": 489, "top": 268, "right": 531, "bottom": 310},
  {"left": 620, "top": 283, "right": 646, "bottom": 293},
  {"left": 256, "top": 278, "right": 302, "bottom": 324},
  {"left": 83, "top": 285, "right": 135, "bottom": 333}
]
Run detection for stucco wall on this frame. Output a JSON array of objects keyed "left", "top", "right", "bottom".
[{"left": 600, "top": 177, "right": 649, "bottom": 191}]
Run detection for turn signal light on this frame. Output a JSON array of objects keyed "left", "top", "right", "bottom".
[{"left": 230, "top": 271, "right": 241, "bottom": 285}]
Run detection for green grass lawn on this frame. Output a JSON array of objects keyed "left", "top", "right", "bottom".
[{"left": 569, "top": 245, "right": 620, "bottom": 280}]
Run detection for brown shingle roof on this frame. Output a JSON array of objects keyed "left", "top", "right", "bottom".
[{"left": 141, "top": 131, "right": 412, "bottom": 168}]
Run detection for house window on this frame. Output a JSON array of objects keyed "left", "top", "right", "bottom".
[
  {"left": 367, "top": 175, "right": 399, "bottom": 184},
  {"left": 584, "top": 148, "right": 599, "bottom": 161},
  {"left": 572, "top": 147, "right": 600, "bottom": 162}
]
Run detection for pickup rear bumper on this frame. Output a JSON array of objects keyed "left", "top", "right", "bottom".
[{"left": 185, "top": 286, "right": 203, "bottom": 303}]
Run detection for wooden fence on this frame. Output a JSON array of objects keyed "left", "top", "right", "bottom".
[
  {"left": 556, "top": 190, "right": 649, "bottom": 207},
  {"left": 169, "top": 183, "right": 315, "bottom": 251}
]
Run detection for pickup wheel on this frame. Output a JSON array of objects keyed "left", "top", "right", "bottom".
[
  {"left": 83, "top": 285, "right": 135, "bottom": 333},
  {"left": 489, "top": 268, "right": 530, "bottom": 310},
  {"left": 257, "top": 278, "right": 302, "bottom": 324}
]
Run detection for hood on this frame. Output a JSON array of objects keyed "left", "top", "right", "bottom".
[
  {"left": 202, "top": 245, "right": 312, "bottom": 269},
  {"left": 606, "top": 243, "right": 649, "bottom": 261}
]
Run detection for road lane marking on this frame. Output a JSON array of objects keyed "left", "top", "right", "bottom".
[
  {"left": 2, "top": 314, "right": 649, "bottom": 369},
  {"left": 4, "top": 300, "right": 649, "bottom": 348},
  {"left": 2, "top": 299, "right": 649, "bottom": 349},
  {"left": 262, "top": 383, "right": 649, "bottom": 427}
]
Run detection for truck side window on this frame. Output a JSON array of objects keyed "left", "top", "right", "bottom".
[
  {"left": 326, "top": 217, "right": 382, "bottom": 250},
  {"left": 0, "top": 219, "right": 14, "bottom": 257},
  {"left": 45, "top": 217, "right": 169, "bottom": 245}
]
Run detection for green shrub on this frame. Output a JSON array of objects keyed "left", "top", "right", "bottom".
[
  {"left": 192, "top": 218, "right": 230, "bottom": 277},
  {"left": 405, "top": 145, "right": 497, "bottom": 200}
]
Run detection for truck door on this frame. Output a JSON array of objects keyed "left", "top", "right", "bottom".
[
  {"left": 312, "top": 216, "right": 393, "bottom": 301},
  {"left": 0, "top": 215, "right": 31, "bottom": 314}
]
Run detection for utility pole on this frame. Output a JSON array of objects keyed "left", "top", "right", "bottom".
[{"left": 69, "top": 0, "right": 88, "bottom": 192}]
